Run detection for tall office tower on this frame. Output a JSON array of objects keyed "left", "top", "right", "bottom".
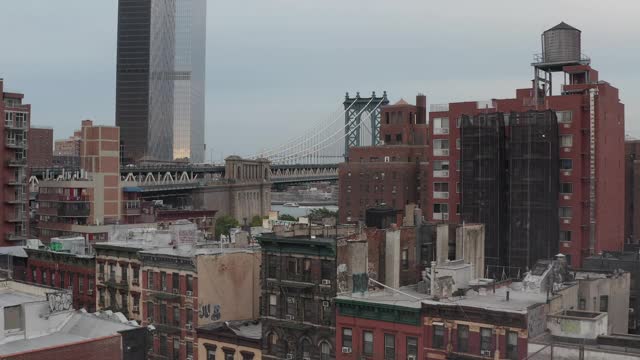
[{"left": 116, "top": 0, "right": 206, "bottom": 163}]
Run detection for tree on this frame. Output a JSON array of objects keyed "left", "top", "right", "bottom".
[
  {"left": 308, "top": 207, "right": 338, "bottom": 222},
  {"left": 215, "top": 215, "right": 240, "bottom": 240},
  {"left": 278, "top": 214, "right": 298, "bottom": 222},
  {"left": 250, "top": 215, "right": 264, "bottom": 227}
]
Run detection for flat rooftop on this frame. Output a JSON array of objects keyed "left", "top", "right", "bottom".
[
  {"left": 338, "top": 285, "right": 549, "bottom": 314},
  {"left": 139, "top": 245, "right": 258, "bottom": 258}
]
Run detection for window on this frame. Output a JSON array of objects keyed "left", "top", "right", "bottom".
[
  {"left": 78, "top": 276, "right": 84, "bottom": 294},
  {"left": 506, "top": 331, "right": 518, "bottom": 360},
  {"left": 186, "top": 308, "right": 193, "bottom": 325},
  {"left": 433, "top": 203, "right": 448, "bottom": 214},
  {"left": 159, "top": 335, "right": 168, "bottom": 356},
  {"left": 267, "top": 332, "right": 278, "bottom": 354},
  {"left": 269, "top": 294, "right": 278, "bottom": 316},
  {"left": 433, "top": 160, "right": 449, "bottom": 171},
  {"left": 148, "top": 271, "right": 154, "bottom": 289},
  {"left": 456, "top": 138, "right": 461, "bottom": 149},
  {"left": 287, "top": 297, "right": 296, "bottom": 318},
  {"left": 161, "top": 271, "right": 167, "bottom": 290},
  {"left": 267, "top": 255, "right": 278, "bottom": 278},
  {"left": 31, "top": 268, "right": 36, "bottom": 282},
  {"left": 207, "top": 349, "right": 216, "bottom": 360},
  {"left": 600, "top": 295, "right": 609, "bottom": 312},
  {"left": 173, "top": 306, "right": 180, "bottom": 327},
  {"left": 433, "top": 117, "right": 449, "bottom": 129},
  {"left": 560, "top": 159, "right": 573, "bottom": 170},
  {"left": 480, "top": 328, "right": 492, "bottom": 352},
  {"left": 401, "top": 249, "right": 409, "bottom": 270},
  {"left": 407, "top": 336, "right": 418, "bottom": 358},
  {"left": 133, "top": 268, "right": 139, "bottom": 284},
  {"left": 434, "top": 139, "right": 449, "bottom": 150},
  {"left": 241, "top": 351, "right": 255, "bottom": 360},
  {"left": 144, "top": 301, "right": 154, "bottom": 321},
  {"left": 301, "top": 338, "right": 312, "bottom": 358},
  {"left": 396, "top": 134, "right": 402, "bottom": 142},
  {"left": 287, "top": 259, "right": 299, "bottom": 274},
  {"left": 560, "top": 231, "right": 572, "bottom": 242},
  {"left": 456, "top": 182, "right": 461, "bottom": 193},
  {"left": 456, "top": 203, "right": 461, "bottom": 215},
  {"left": 109, "top": 264, "right": 116, "bottom": 280},
  {"left": 173, "top": 338, "right": 180, "bottom": 360},
  {"left": 42, "top": 270, "right": 47, "bottom": 285},
  {"left": 172, "top": 272, "right": 179, "bottom": 291},
  {"left": 224, "top": 348, "right": 235, "bottom": 360},
  {"left": 559, "top": 207, "right": 572, "bottom": 218},
  {"left": 321, "top": 260, "right": 333, "bottom": 281},
  {"left": 384, "top": 334, "right": 395, "bottom": 360},
  {"left": 556, "top": 110, "right": 573, "bottom": 124},
  {"left": 186, "top": 341, "right": 193, "bottom": 359},
  {"left": 433, "top": 325, "right": 444, "bottom": 349},
  {"left": 342, "top": 328, "right": 353, "bottom": 348},
  {"left": 320, "top": 342, "right": 330, "bottom": 360},
  {"left": 363, "top": 330, "right": 374, "bottom": 355},
  {"left": 4, "top": 305, "right": 23, "bottom": 332},
  {"left": 560, "top": 183, "right": 573, "bottom": 194},
  {"left": 158, "top": 304, "right": 167, "bottom": 323},
  {"left": 434, "top": 182, "right": 449, "bottom": 192},
  {"left": 186, "top": 275, "right": 193, "bottom": 292},
  {"left": 456, "top": 160, "right": 461, "bottom": 171},
  {"left": 99, "top": 289, "right": 105, "bottom": 307},
  {"left": 560, "top": 135, "right": 573, "bottom": 147},
  {"left": 579, "top": 298, "right": 586, "bottom": 310},
  {"left": 121, "top": 266, "right": 127, "bottom": 283},
  {"left": 457, "top": 325, "right": 469, "bottom": 353}
]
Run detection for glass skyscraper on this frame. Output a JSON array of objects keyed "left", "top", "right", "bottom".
[{"left": 116, "top": 0, "right": 206, "bottom": 163}]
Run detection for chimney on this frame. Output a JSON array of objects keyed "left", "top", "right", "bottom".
[{"left": 416, "top": 94, "right": 427, "bottom": 124}]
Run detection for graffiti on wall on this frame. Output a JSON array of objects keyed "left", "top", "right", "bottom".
[
  {"left": 47, "top": 291, "right": 73, "bottom": 313},
  {"left": 199, "top": 304, "right": 221, "bottom": 321}
]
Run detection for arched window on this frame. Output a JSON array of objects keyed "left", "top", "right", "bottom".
[
  {"left": 301, "top": 338, "right": 312, "bottom": 358},
  {"left": 319, "top": 341, "right": 331, "bottom": 360},
  {"left": 267, "top": 332, "right": 278, "bottom": 354}
]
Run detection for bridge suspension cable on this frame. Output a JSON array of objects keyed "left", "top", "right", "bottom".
[
  {"left": 269, "top": 97, "right": 386, "bottom": 164},
  {"left": 246, "top": 98, "right": 359, "bottom": 160}
]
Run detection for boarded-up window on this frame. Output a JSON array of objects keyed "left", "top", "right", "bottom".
[{"left": 4, "top": 305, "right": 23, "bottom": 332}]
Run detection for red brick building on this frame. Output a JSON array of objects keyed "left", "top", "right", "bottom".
[
  {"left": 28, "top": 126, "right": 53, "bottom": 168},
  {"left": 0, "top": 79, "right": 30, "bottom": 245},
  {"left": 425, "top": 24, "right": 624, "bottom": 267},
  {"left": 25, "top": 241, "right": 96, "bottom": 312},
  {"left": 339, "top": 95, "right": 429, "bottom": 223}
]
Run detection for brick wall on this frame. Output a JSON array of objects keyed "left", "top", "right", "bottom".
[{"left": 5, "top": 334, "right": 123, "bottom": 360}]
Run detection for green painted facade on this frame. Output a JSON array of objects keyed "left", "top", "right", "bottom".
[{"left": 336, "top": 298, "right": 422, "bottom": 326}]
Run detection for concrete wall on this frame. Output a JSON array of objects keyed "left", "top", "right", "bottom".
[
  {"left": 385, "top": 228, "right": 400, "bottom": 288},
  {"left": 196, "top": 251, "right": 261, "bottom": 326},
  {"left": 577, "top": 272, "right": 630, "bottom": 334},
  {"left": 455, "top": 224, "right": 485, "bottom": 279},
  {"left": 436, "top": 224, "right": 451, "bottom": 265},
  {"left": 547, "top": 311, "right": 608, "bottom": 340},
  {"left": 336, "top": 239, "right": 367, "bottom": 294}
]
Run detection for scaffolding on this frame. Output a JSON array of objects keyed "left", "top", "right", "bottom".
[
  {"left": 507, "top": 110, "right": 560, "bottom": 271},
  {"left": 460, "top": 113, "right": 507, "bottom": 268}
]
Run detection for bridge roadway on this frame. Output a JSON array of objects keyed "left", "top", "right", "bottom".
[{"left": 30, "top": 163, "right": 340, "bottom": 185}]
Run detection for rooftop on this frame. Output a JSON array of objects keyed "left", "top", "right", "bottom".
[
  {"left": 0, "top": 311, "right": 138, "bottom": 356},
  {"left": 198, "top": 320, "right": 261, "bottom": 340},
  {"left": 139, "top": 245, "right": 258, "bottom": 258},
  {"left": 337, "top": 283, "right": 551, "bottom": 314}
]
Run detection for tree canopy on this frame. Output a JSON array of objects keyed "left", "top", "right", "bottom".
[{"left": 215, "top": 215, "right": 240, "bottom": 240}]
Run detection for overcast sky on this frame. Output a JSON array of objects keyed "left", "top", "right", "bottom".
[{"left": 1, "top": 0, "right": 639, "bottom": 161}]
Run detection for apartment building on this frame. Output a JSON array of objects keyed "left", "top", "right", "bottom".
[{"left": 0, "top": 79, "right": 30, "bottom": 245}]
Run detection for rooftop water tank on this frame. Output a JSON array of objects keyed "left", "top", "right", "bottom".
[{"left": 542, "top": 22, "right": 581, "bottom": 63}]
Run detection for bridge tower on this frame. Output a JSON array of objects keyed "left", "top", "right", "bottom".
[{"left": 343, "top": 91, "right": 389, "bottom": 156}]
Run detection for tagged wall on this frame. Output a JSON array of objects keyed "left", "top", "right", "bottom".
[{"left": 196, "top": 251, "right": 261, "bottom": 325}]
